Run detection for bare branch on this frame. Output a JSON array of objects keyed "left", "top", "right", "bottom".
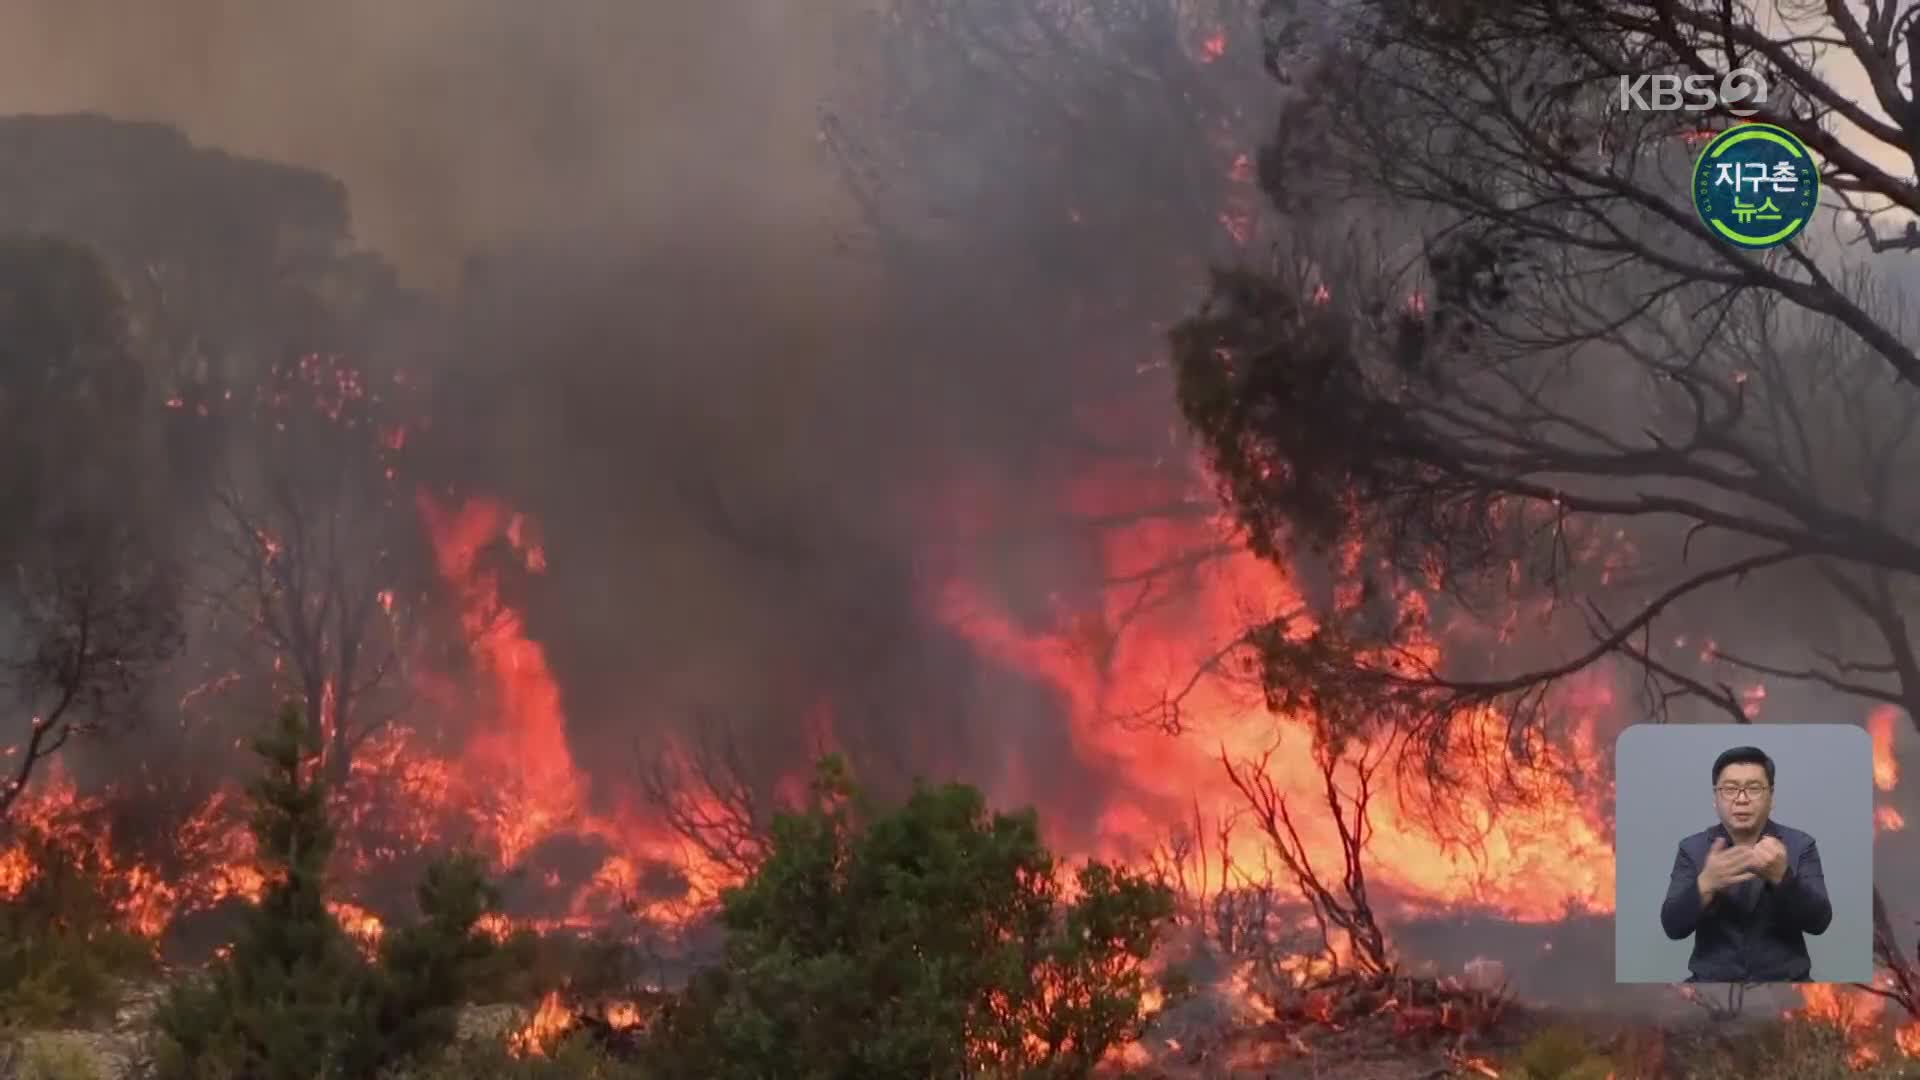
[{"left": 1222, "top": 735, "right": 1393, "bottom": 977}]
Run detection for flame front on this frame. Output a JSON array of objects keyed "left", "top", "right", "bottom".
[
  {"left": 1799, "top": 982, "right": 1889, "bottom": 1068},
  {"left": 932, "top": 465, "right": 1616, "bottom": 922},
  {"left": 1, "top": 491, "right": 737, "bottom": 945}
]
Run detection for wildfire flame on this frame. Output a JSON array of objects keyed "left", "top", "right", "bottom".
[
  {"left": 933, "top": 467, "right": 1616, "bottom": 922},
  {"left": 509, "top": 990, "right": 574, "bottom": 1057},
  {"left": 1871, "top": 707, "right": 1904, "bottom": 834},
  {"left": 1898, "top": 1019, "right": 1920, "bottom": 1058},
  {"left": 1, "top": 488, "right": 739, "bottom": 949},
  {"left": 1870, "top": 706, "right": 1899, "bottom": 792},
  {"left": 1798, "top": 977, "right": 1920, "bottom": 1066},
  {"left": 4, "top": 306, "right": 1912, "bottom": 1080}
]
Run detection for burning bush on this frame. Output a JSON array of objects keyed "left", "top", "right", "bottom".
[
  {"left": 1671, "top": 1017, "right": 1920, "bottom": 1080},
  {"left": 151, "top": 706, "right": 503, "bottom": 1079},
  {"left": 0, "top": 826, "right": 155, "bottom": 1029},
  {"left": 644, "top": 755, "right": 1177, "bottom": 1077}
]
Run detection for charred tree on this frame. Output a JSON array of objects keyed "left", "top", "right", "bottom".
[
  {"left": 200, "top": 352, "right": 430, "bottom": 786},
  {"left": 1175, "top": 0, "right": 1920, "bottom": 1015},
  {"left": 3, "top": 514, "right": 181, "bottom": 819},
  {"left": 0, "top": 232, "right": 181, "bottom": 819},
  {"left": 1222, "top": 729, "right": 1394, "bottom": 979},
  {"left": 0, "top": 117, "right": 431, "bottom": 798},
  {"left": 637, "top": 720, "right": 779, "bottom": 885}
]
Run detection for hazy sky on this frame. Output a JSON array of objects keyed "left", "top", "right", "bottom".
[{"left": 0, "top": 0, "right": 857, "bottom": 287}]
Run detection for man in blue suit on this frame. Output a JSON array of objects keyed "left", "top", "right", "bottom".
[{"left": 1659, "top": 745, "right": 1833, "bottom": 982}]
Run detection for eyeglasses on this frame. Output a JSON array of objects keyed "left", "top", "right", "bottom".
[{"left": 1714, "top": 784, "right": 1771, "bottom": 801}]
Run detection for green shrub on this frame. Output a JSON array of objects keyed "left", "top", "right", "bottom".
[
  {"left": 4, "top": 1033, "right": 109, "bottom": 1080},
  {"left": 0, "top": 828, "right": 155, "bottom": 1027},
  {"left": 645, "top": 755, "right": 1177, "bottom": 1079},
  {"left": 1680, "top": 1018, "right": 1915, "bottom": 1080},
  {"left": 1504, "top": 1025, "right": 1614, "bottom": 1080},
  {"left": 346, "top": 853, "right": 502, "bottom": 1072}
]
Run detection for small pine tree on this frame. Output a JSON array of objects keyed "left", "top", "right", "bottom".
[
  {"left": 154, "top": 705, "right": 371, "bottom": 1077},
  {"left": 155, "top": 704, "right": 504, "bottom": 1078},
  {"left": 342, "top": 853, "right": 501, "bottom": 1075}
]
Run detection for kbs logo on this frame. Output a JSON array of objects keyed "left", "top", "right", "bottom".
[{"left": 1618, "top": 68, "right": 1768, "bottom": 115}]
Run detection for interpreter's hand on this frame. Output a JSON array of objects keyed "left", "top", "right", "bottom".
[
  {"left": 1750, "top": 836, "right": 1789, "bottom": 884},
  {"left": 1697, "top": 836, "right": 1760, "bottom": 898}
]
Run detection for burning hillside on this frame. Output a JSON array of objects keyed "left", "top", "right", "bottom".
[
  {"left": 12, "top": 330, "right": 1904, "bottom": 1063},
  {"left": 6, "top": 0, "right": 1920, "bottom": 1075},
  {"left": 0, "top": 115, "right": 1914, "bottom": 1071},
  {"left": 929, "top": 461, "right": 1621, "bottom": 921},
  {"left": 1, "top": 490, "right": 742, "bottom": 947},
  {"left": 1, "top": 376, "right": 1624, "bottom": 947}
]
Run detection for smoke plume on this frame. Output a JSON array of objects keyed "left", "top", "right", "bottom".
[{"left": 0, "top": 0, "right": 1246, "bottom": 845}]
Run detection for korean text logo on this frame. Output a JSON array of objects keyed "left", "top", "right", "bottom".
[{"left": 1690, "top": 123, "right": 1819, "bottom": 249}]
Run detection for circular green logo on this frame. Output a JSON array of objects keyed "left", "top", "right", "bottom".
[{"left": 1691, "top": 123, "right": 1819, "bottom": 249}]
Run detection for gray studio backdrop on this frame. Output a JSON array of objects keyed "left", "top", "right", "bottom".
[{"left": 1614, "top": 723, "right": 1873, "bottom": 983}]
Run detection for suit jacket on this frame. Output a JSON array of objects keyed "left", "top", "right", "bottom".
[{"left": 1659, "top": 819, "right": 1832, "bottom": 982}]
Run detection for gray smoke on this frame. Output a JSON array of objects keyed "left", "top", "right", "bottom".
[{"left": 0, "top": 0, "right": 1274, "bottom": 847}]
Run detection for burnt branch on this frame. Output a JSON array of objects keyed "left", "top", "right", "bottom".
[
  {"left": 1222, "top": 734, "right": 1393, "bottom": 977},
  {"left": 198, "top": 352, "right": 425, "bottom": 782},
  {"left": 1857, "top": 889, "right": 1920, "bottom": 1019},
  {"left": 1117, "top": 624, "right": 1269, "bottom": 735},
  {"left": 637, "top": 720, "right": 778, "bottom": 883},
  {"left": 1707, "top": 647, "right": 1906, "bottom": 707},
  {"left": 1262, "top": 0, "right": 1920, "bottom": 383},
  {"left": 1177, "top": 11, "right": 1920, "bottom": 768},
  {"left": 3, "top": 516, "right": 180, "bottom": 819}
]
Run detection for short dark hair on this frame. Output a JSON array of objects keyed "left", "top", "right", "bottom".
[{"left": 1712, "top": 746, "right": 1775, "bottom": 786}]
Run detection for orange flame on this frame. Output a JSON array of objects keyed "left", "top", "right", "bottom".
[
  {"left": 329, "top": 899, "right": 385, "bottom": 955},
  {"left": 3, "top": 488, "right": 743, "bottom": 946},
  {"left": 509, "top": 990, "right": 574, "bottom": 1057},
  {"left": 604, "top": 1000, "right": 645, "bottom": 1031},
  {"left": 934, "top": 465, "right": 1616, "bottom": 921},
  {"left": 1870, "top": 707, "right": 1904, "bottom": 835},
  {"left": 414, "top": 496, "right": 740, "bottom": 918},
  {"left": 1799, "top": 982, "right": 1895, "bottom": 1067},
  {"left": 1869, "top": 707, "right": 1898, "bottom": 791},
  {"left": 1896, "top": 1019, "right": 1920, "bottom": 1058}
]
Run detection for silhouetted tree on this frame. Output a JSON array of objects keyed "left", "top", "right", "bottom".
[
  {"left": 0, "top": 232, "right": 181, "bottom": 819},
  {"left": 155, "top": 706, "right": 501, "bottom": 1078},
  {"left": 1177, "top": 0, "right": 1920, "bottom": 1013},
  {"left": 0, "top": 116, "right": 434, "bottom": 792},
  {"left": 202, "top": 351, "right": 431, "bottom": 784}
]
